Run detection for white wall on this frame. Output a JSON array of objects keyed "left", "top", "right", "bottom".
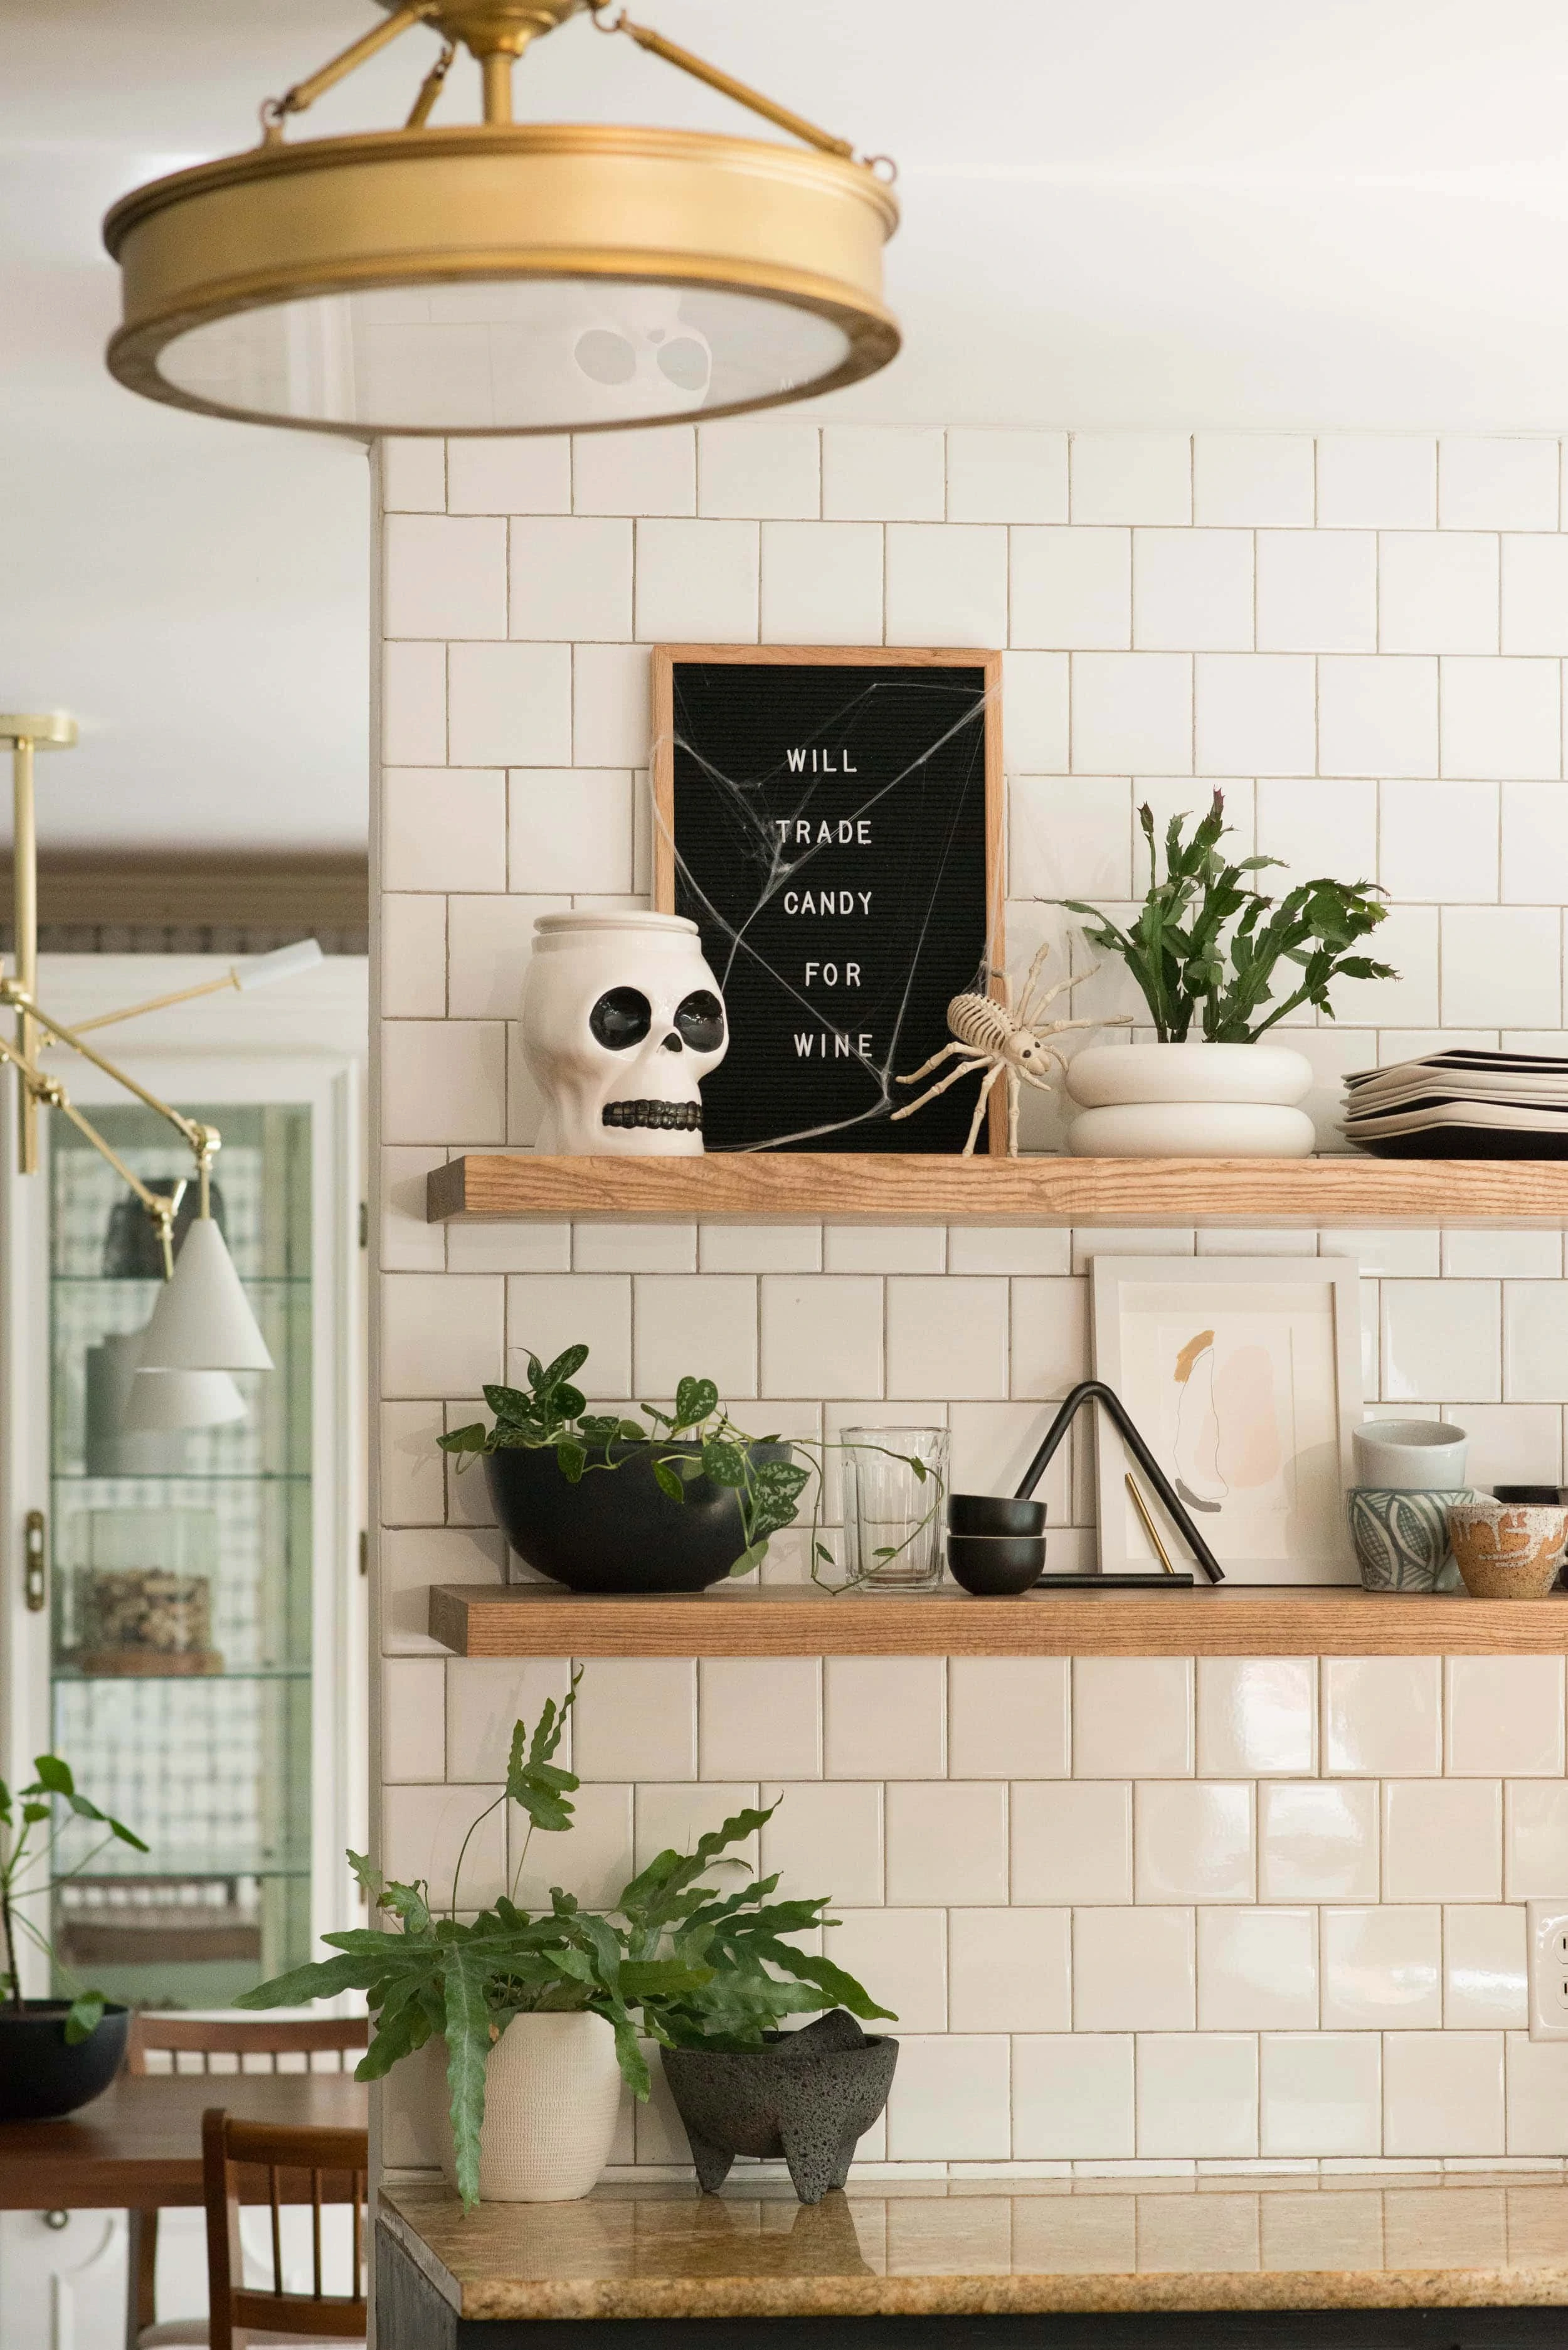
[{"left": 373, "top": 418, "right": 1568, "bottom": 2177}]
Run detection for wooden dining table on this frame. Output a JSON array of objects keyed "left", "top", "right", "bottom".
[
  {"left": 0, "top": 2071, "right": 369, "bottom": 2350},
  {"left": 0, "top": 2070, "right": 368, "bottom": 2211}
]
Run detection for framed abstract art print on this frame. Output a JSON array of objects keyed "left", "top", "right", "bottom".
[{"left": 1089, "top": 1255, "right": 1362, "bottom": 1584}]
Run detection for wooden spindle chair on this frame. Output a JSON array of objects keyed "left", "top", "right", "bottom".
[
  {"left": 126, "top": 2015, "right": 368, "bottom": 2350},
  {"left": 201, "top": 2110, "right": 368, "bottom": 2350}
]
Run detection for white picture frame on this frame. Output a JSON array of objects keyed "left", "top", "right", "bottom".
[{"left": 1089, "top": 1255, "right": 1362, "bottom": 1585}]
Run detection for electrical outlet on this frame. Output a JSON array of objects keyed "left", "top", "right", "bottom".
[{"left": 1527, "top": 1903, "right": 1568, "bottom": 2039}]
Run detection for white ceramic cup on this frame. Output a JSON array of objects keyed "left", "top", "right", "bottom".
[{"left": 1352, "top": 1418, "right": 1469, "bottom": 1492}]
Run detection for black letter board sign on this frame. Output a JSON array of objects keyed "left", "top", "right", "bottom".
[{"left": 652, "top": 646, "right": 1002, "bottom": 1154}]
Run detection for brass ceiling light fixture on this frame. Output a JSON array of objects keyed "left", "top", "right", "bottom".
[{"left": 102, "top": 1, "right": 901, "bottom": 438}]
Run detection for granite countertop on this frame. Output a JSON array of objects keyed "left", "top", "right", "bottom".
[{"left": 379, "top": 2174, "right": 1568, "bottom": 2322}]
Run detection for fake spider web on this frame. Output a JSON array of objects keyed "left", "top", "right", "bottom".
[{"left": 652, "top": 665, "right": 1023, "bottom": 1153}]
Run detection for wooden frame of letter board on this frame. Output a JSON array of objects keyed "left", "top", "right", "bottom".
[{"left": 652, "top": 645, "right": 1006, "bottom": 1154}]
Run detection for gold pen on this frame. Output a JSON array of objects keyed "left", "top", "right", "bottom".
[{"left": 1125, "top": 1471, "right": 1177, "bottom": 1575}]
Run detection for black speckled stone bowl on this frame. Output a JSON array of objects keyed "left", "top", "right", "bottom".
[{"left": 660, "top": 2011, "right": 898, "bottom": 2204}]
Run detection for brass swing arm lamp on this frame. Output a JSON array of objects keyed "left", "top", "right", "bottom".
[{"left": 0, "top": 714, "right": 314, "bottom": 1372}]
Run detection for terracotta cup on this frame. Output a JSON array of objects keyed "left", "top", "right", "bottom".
[{"left": 1445, "top": 1501, "right": 1568, "bottom": 1600}]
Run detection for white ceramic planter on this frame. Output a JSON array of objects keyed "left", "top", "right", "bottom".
[
  {"left": 1064, "top": 1041, "right": 1315, "bottom": 1159},
  {"left": 437, "top": 2011, "right": 622, "bottom": 2203}
]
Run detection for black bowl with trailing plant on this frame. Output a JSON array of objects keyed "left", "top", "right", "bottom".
[
  {"left": 484, "top": 1435, "right": 795, "bottom": 1593},
  {"left": 443, "top": 1348, "right": 813, "bottom": 1596},
  {"left": 0, "top": 2001, "right": 130, "bottom": 2120}
]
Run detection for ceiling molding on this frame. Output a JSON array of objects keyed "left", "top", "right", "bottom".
[
  {"left": 0, "top": 854, "right": 368, "bottom": 954},
  {"left": 0, "top": 853, "right": 366, "bottom": 927}
]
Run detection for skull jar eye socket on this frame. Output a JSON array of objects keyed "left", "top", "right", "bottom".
[
  {"left": 674, "top": 991, "right": 725, "bottom": 1053},
  {"left": 590, "top": 987, "right": 652, "bottom": 1050}
]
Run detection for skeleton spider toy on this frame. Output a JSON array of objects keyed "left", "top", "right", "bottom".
[{"left": 892, "top": 942, "right": 1119, "bottom": 1156}]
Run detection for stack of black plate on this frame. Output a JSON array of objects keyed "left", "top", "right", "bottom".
[{"left": 1341, "top": 1050, "right": 1568, "bottom": 1157}]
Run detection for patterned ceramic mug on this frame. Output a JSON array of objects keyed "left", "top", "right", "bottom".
[{"left": 1347, "top": 1487, "right": 1476, "bottom": 1593}]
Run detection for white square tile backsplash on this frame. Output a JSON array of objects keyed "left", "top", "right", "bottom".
[{"left": 376, "top": 427, "right": 1568, "bottom": 2177}]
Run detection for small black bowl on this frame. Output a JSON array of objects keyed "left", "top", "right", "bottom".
[
  {"left": 948, "top": 1492, "right": 1046, "bottom": 1538},
  {"left": 947, "top": 1532, "right": 1047, "bottom": 1596}
]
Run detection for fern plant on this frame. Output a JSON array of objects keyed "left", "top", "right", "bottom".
[
  {"left": 236, "top": 1676, "right": 891, "bottom": 2211},
  {"left": 1066, "top": 792, "right": 1395, "bottom": 1041}
]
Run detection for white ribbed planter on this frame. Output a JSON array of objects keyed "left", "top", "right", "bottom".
[
  {"left": 1065, "top": 1043, "right": 1315, "bottom": 1159},
  {"left": 436, "top": 2012, "right": 622, "bottom": 2203}
]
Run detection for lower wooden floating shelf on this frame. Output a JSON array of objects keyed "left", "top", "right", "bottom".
[
  {"left": 426, "top": 1152, "right": 1568, "bottom": 1228},
  {"left": 430, "top": 1583, "right": 1568, "bottom": 1659}
]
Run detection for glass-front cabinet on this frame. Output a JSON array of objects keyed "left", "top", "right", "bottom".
[
  {"left": 50, "top": 1103, "right": 315, "bottom": 2006},
  {"left": 0, "top": 1024, "right": 364, "bottom": 2016}
]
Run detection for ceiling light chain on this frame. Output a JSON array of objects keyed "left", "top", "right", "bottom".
[
  {"left": 590, "top": 4, "right": 872, "bottom": 168},
  {"left": 406, "top": 39, "right": 459, "bottom": 129},
  {"left": 260, "top": 1, "right": 442, "bottom": 146}
]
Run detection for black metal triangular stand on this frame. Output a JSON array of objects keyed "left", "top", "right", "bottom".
[{"left": 1012, "top": 1379, "right": 1226, "bottom": 1585}]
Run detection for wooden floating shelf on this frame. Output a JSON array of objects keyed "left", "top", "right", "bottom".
[
  {"left": 427, "top": 1152, "right": 1568, "bottom": 1229},
  {"left": 429, "top": 1583, "right": 1568, "bottom": 1660}
]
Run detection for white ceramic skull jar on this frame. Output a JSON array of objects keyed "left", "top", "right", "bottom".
[{"left": 521, "top": 912, "right": 728, "bottom": 1157}]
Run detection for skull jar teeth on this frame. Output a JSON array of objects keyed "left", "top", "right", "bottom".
[{"left": 521, "top": 912, "right": 729, "bottom": 1157}]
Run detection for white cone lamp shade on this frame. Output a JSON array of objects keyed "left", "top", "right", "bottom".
[
  {"left": 124, "top": 1368, "right": 249, "bottom": 1433},
  {"left": 136, "top": 1217, "right": 275, "bottom": 1374}
]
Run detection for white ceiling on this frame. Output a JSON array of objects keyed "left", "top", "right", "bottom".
[{"left": 5, "top": 0, "right": 1568, "bottom": 852}]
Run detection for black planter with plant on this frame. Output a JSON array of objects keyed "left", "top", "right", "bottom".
[
  {"left": 0, "top": 1753, "right": 147, "bottom": 2120},
  {"left": 483, "top": 1433, "right": 795, "bottom": 1593},
  {"left": 442, "top": 1348, "right": 813, "bottom": 1593}
]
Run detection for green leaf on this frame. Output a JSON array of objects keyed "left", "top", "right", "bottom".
[
  {"left": 443, "top": 1943, "right": 494, "bottom": 2214},
  {"left": 107, "top": 1816, "right": 150, "bottom": 1853},
  {"left": 437, "top": 1423, "right": 489, "bottom": 1457},
  {"left": 700, "top": 1438, "right": 746, "bottom": 1488},
  {"left": 482, "top": 1384, "right": 536, "bottom": 1424},
  {"left": 555, "top": 1440, "right": 587, "bottom": 1485},
  {"left": 728, "top": 1542, "right": 768, "bottom": 1578},
  {"left": 63, "top": 1992, "right": 105, "bottom": 2045},
  {"left": 672, "top": 1376, "right": 718, "bottom": 1429},
  {"left": 652, "top": 1459, "right": 686, "bottom": 1505},
  {"left": 538, "top": 1344, "right": 590, "bottom": 1393},
  {"left": 31, "top": 1756, "right": 73, "bottom": 1797},
  {"left": 608, "top": 2011, "right": 650, "bottom": 2100},
  {"left": 554, "top": 1385, "right": 586, "bottom": 1421},
  {"left": 0, "top": 1780, "right": 11, "bottom": 1827},
  {"left": 348, "top": 1849, "right": 386, "bottom": 1905},
  {"left": 765, "top": 1947, "right": 898, "bottom": 2021},
  {"left": 236, "top": 1951, "right": 386, "bottom": 2008},
  {"left": 620, "top": 1957, "right": 715, "bottom": 1997}
]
